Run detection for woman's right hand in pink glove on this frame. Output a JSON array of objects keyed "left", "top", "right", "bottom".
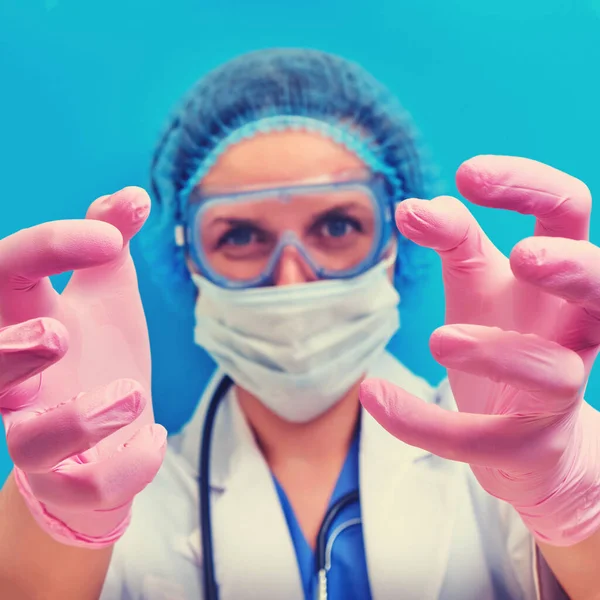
[{"left": 0, "top": 187, "right": 167, "bottom": 548}]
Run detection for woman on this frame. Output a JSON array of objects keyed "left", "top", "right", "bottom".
[{"left": 1, "top": 48, "right": 600, "bottom": 600}]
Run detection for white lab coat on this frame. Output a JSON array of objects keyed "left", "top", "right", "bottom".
[{"left": 101, "top": 352, "right": 568, "bottom": 600}]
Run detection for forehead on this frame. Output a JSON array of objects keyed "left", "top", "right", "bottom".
[{"left": 199, "top": 130, "right": 369, "bottom": 194}]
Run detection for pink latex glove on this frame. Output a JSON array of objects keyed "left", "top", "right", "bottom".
[
  {"left": 0, "top": 187, "right": 167, "bottom": 548},
  {"left": 360, "top": 155, "right": 600, "bottom": 547}
]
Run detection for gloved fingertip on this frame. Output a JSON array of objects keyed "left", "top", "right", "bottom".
[
  {"left": 428, "top": 328, "right": 445, "bottom": 361},
  {"left": 35, "top": 317, "right": 69, "bottom": 357},
  {"left": 398, "top": 196, "right": 476, "bottom": 256},
  {"left": 88, "top": 187, "right": 151, "bottom": 241},
  {"left": 150, "top": 423, "right": 168, "bottom": 448},
  {"left": 97, "top": 194, "right": 114, "bottom": 206},
  {"left": 510, "top": 238, "right": 549, "bottom": 266},
  {"left": 123, "top": 423, "right": 167, "bottom": 452},
  {"left": 0, "top": 317, "right": 68, "bottom": 355},
  {"left": 113, "top": 187, "right": 151, "bottom": 221},
  {"left": 395, "top": 199, "right": 433, "bottom": 244},
  {"left": 100, "top": 380, "right": 148, "bottom": 426},
  {"left": 133, "top": 203, "right": 151, "bottom": 224},
  {"left": 359, "top": 378, "right": 394, "bottom": 416},
  {"left": 359, "top": 377, "right": 383, "bottom": 399},
  {"left": 455, "top": 155, "right": 496, "bottom": 191}
]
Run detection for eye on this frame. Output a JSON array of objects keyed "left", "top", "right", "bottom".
[
  {"left": 318, "top": 214, "right": 362, "bottom": 238},
  {"left": 217, "top": 225, "right": 262, "bottom": 248}
]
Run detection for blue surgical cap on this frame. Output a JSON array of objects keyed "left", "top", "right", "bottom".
[{"left": 143, "top": 48, "right": 433, "bottom": 306}]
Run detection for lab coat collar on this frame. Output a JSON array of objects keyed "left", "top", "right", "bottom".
[{"left": 177, "top": 353, "right": 458, "bottom": 600}]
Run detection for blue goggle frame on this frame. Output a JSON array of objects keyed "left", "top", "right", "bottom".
[{"left": 182, "top": 174, "right": 395, "bottom": 289}]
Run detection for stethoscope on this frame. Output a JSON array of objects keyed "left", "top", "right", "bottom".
[{"left": 199, "top": 375, "right": 362, "bottom": 600}]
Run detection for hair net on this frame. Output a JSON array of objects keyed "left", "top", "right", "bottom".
[{"left": 143, "top": 47, "right": 434, "bottom": 306}]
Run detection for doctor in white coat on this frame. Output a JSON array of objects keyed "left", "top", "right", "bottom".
[
  {"left": 100, "top": 48, "right": 597, "bottom": 600},
  {"left": 2, "top": 48, "right": 600, "bottom": 600}
]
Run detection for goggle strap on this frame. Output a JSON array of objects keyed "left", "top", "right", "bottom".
[{"left": 174, "top": 224, "right": 186, "bottom": 248}]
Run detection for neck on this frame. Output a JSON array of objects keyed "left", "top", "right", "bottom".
[{"left": 235, "top": 381, "right": 362, "bottom": 467}]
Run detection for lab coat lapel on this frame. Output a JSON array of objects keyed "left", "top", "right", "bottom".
[
  {"left": 209, "top": 388, "right": 304, "bottom": 600},
  {"left": 360, "top": 359, "right": 461, "bottom": 600}
]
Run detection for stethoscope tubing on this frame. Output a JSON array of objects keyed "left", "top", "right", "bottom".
[{"left": 199, "top": 375, "right": 360, "bottom": 600}]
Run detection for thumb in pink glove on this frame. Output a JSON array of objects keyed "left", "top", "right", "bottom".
[
  {"left": 0, "top": 187, "right": 167, "bottom": 548},
  {"left": 360, "top": 156, "right": 600, "bottom": 547}
]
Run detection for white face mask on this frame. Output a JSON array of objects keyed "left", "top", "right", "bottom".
[{"left": 191, "top": 256, "right": 400, "bottom": 423}]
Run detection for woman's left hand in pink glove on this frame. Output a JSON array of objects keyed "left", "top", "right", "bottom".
[{"left": 360, "top": 155, "right": 600, "bottom": 547}]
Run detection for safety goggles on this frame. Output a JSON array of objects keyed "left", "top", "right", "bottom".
[{"left": 183, "top": 174, "right": 394, "bottom": 289}]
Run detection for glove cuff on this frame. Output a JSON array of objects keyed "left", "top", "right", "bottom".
[{"left": 14, "top": 467, "right": 132, "bottom": 549}]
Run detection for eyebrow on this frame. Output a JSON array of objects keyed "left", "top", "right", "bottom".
[
  {"left": 310, "top": 202, "right": 370, "bottom": 219},
  {"left": 208, "top": 217, "right": 267, "bottom": 228}
]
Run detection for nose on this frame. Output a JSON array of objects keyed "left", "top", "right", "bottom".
[{"left": 273, "top": 245, "right": 318, "bottom": 286}]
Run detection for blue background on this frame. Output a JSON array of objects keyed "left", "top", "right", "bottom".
[{"left": 1, "top": 0, "right": 599, "bottom": 483}]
